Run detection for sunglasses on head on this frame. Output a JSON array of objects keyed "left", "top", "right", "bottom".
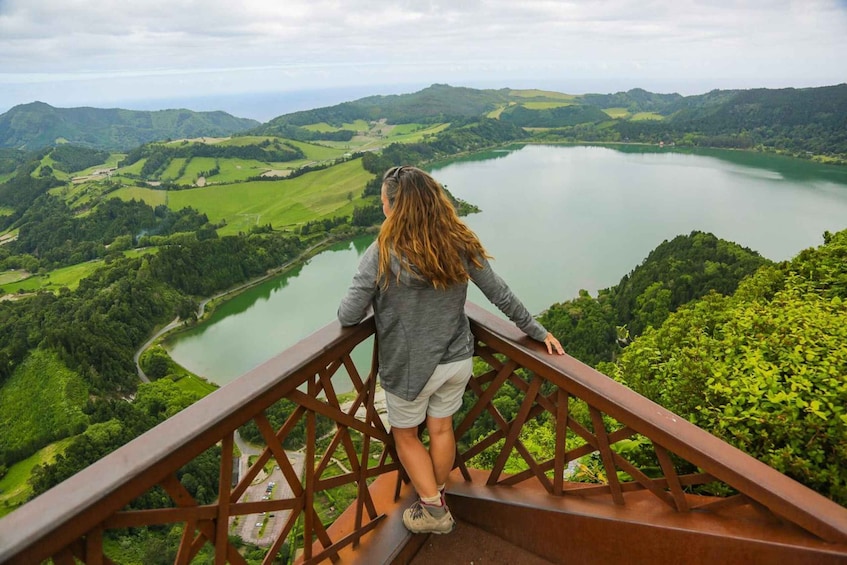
[{"left": 387, "top": 166, "right": 405, "bottom": 180}]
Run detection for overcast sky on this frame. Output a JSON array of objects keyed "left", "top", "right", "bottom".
[{"left": 1, "top": 0, "right": 846, "bottom": 120}]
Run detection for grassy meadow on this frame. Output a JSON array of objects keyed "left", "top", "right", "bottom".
[
  {"left": 302, "top": 120, "right": 370, "bottom": 133},
  {"left": 106, "top": 156, "right": 376, "bottom": 235},
  {"left": 522, "top": 101, "right": 574, "bottom": 109},
  {"left": 603, "top": 107, "right": 631, "bottom": 119},
  {"left": 509, "top": 89, "right": 577, "bottom": 100},
  {"left": 632, "top": 112, "right": 664, "bottom": 121},
  {"left": 0, "top": 438, "right": 74, "bottom": 518},
  {"left": 1, "top": 261, "right": 100, "bottom": 293},
  {"left": 167, "top": 158, "right": 374, "bottom": 233}
]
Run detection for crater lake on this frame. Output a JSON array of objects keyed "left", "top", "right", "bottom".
[{"left": 164, "top": 145, "right": 847, "bottom": 385}]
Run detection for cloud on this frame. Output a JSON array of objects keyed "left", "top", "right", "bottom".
[{"left": 0, "top": 0, "right": 845, "bottom": 111}]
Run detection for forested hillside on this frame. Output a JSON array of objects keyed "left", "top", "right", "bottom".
[
  {"left": 0, "top": 102, "right": 259, "bottom": 151},
  {"left": 559, "top": 84, "right": 847, "bottom": 158},
  {"left": 537, "top": 232, "right": 772, "bottom": 367},
  {"left": 599, "top": 229, "right": 847, "bottom": 505}
]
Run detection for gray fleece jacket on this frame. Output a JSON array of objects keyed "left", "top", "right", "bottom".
[{"left": 337, "top": 242, "right": 548, "bottom": 401}]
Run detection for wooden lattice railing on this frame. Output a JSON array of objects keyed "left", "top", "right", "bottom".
[{"left": 1, "top": 302, "right": 846, "bottom": 564}]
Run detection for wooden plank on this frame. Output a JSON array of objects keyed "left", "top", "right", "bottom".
[
  {"left": 655, "top": 442, "right": 690, "bottom": 512},
  {"left": 590, "top": 406, "right": 624, "bottom": 505},
  {"left": 554, "top": 389, "right": 569, "bottom": 495},
  {"left": 215, "top": 432, "right": 234, "bottom": 565}
]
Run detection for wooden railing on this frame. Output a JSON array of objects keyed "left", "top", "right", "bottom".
[{"left": 1, "top": 303, "right": 846, "bottom": 564}]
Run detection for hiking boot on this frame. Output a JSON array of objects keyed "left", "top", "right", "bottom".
[{"left": 402, "top": 500, "right": 455, "bottom": 534}]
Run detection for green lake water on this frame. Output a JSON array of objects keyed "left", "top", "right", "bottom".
[{"left": 165, "top": 145, "right": 847, "bottom": 385}]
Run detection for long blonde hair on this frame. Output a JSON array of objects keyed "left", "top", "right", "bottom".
[{"left": 377, "top": 166, "right": 489, "bottom": 289}]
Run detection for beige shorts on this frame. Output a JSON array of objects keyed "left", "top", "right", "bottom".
[{"left": 384, "top": 358, "right": 474, "bottom": 429}]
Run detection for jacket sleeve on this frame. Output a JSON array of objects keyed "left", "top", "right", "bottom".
[
  {"left": 338, "top": 244, "right": 379, "bottom": 326},
  {"left": 468, "top": 255, "right": 549, "bottom": 341}
]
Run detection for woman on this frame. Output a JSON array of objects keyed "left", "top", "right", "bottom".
[{"left": 338, "top": 166, "right": 564, "bottom": 534}]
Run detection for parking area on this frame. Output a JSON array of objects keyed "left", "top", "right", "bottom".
[{"left": 231, "top": 451, "right": 306, "bottom": 546}]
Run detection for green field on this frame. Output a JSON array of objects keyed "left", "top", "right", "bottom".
[
  {"left": 0, "top": 270, "right": 28, "bottom": 285},
  {"left": 384, "top": 123, "right": 449, "bottom": 143},
  {"left": 62, "top": 176, "right": 137, "bottom": 210},
  {"left": 205, "top": 158, "right": 278, "bottom": 183},
  {"left": 0, "top": 261, "right": 100, "bottom": 294},
  {"left": 509, "top": 89, "right": 577, "bottom": 100},
  {"left": 0, "top": 438, "right": 74, "bottom": 518},
  {"left": 167, "top": 158, "right": 374, "bottom": 234},
  {"left": 287, "top": 139, "right": 349, "bottom": 161},
  {"left": 136, "top": 138, "right": 358, "bottom": 186},
  {"left": 522, "top": 101, "right": 574, "bottom": 110},
  {"left": 302, "top": 120, "right": 370, "bottom": 133},
  {"left": 632, "top": 112, "right": 664, "bottom": 121},
  {"left": 111, "top": 185, "right": 168, "bottom": 207},
  {"left": 118, "top": 158, "right": 147, "bottom": 176},
  {"left": 213, "top": 136, "right": 272, "bottom": 147},
  {"left": 70, "top": 153, "right": 125, "bottom": 176},
  {"left": 171, "top": 374, "right": 218, "bottom": 397},
  {"left": 160, "top": 157, "right": 188, "bottom": 181},
  {"left": 177, "top": 156, "right": 218, "bottom": 184},
  {"left": 603, "top": 107, "right": 631, "bottom": 118},
  {"left": 486, "top": 105, "right": 508, "bottom": 119}
]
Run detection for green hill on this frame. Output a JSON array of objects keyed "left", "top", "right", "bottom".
[
  {"left": 600, "top": 228, "right": 847, "bottom": 505},
  {"left": 0, "top": 102, "right": 260, "bottom": 151},
  {"left": 537, "top": 231, "right": 772, "bottom": 366},
  {"left": 0, "top": 349, "right": 89, "bottom": 466}
]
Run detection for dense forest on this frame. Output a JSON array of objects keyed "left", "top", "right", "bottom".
[{"left": 599, "top": 229, "right": 847, "bottom": 505}]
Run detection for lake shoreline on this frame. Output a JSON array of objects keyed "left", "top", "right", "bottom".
[{"left": 160, "top": 144, "right": 847, "bottom": 384}]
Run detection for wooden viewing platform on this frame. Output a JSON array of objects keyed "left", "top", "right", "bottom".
[{"left": 1, "top": 303, "right": 845, "bottom": 564}]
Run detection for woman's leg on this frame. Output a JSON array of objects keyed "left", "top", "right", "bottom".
[
  {"left": 426, "top": 414, "right": 456, "bottom": 488},
  {"left": 392, "top": 425, "right": 439, "bottom": 500}
]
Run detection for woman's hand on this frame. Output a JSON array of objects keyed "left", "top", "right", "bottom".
[{"left": 543, "top": 332, "right": 565, "bottom": 355}]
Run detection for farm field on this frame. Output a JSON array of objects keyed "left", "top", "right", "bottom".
[
  {"left": 603, "top": 107, "right": 630, "bottom": 118},
  {"left": 302, "top": 120, "right": 370, "bottom": 133},
  {"left": 509, "top": 89, "right": 577, "bottom": 100},
  {"left": 522, "top": 101, "right": 574, "bottom": 109},
  {"left": 383, "top": 123, "right": 449, "bottom": 143},
  {"left": 0, "top": 269, "right": 28, "bottom": 285},
  {"left": 0, "top": 261, "right": 100, "bottom": 293},
  {"left": 175, "top": 156, "right": 218, "bottom": 184},
  {"left": 165, "top": 158, "right": 374, "bottom": 234},
  {"left": 632, "top": 112, "right": 664, "bottom": 121}
]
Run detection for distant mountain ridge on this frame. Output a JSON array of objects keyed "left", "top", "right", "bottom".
[
  {"left": 252, "top": 83, "right": 847, "bottom": 155},
  {"left": 0, "top": 102, "right": 260, "bottom": 151},
  {"left": 3, "top": 82, "right": 845, "bottom": 156}
]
